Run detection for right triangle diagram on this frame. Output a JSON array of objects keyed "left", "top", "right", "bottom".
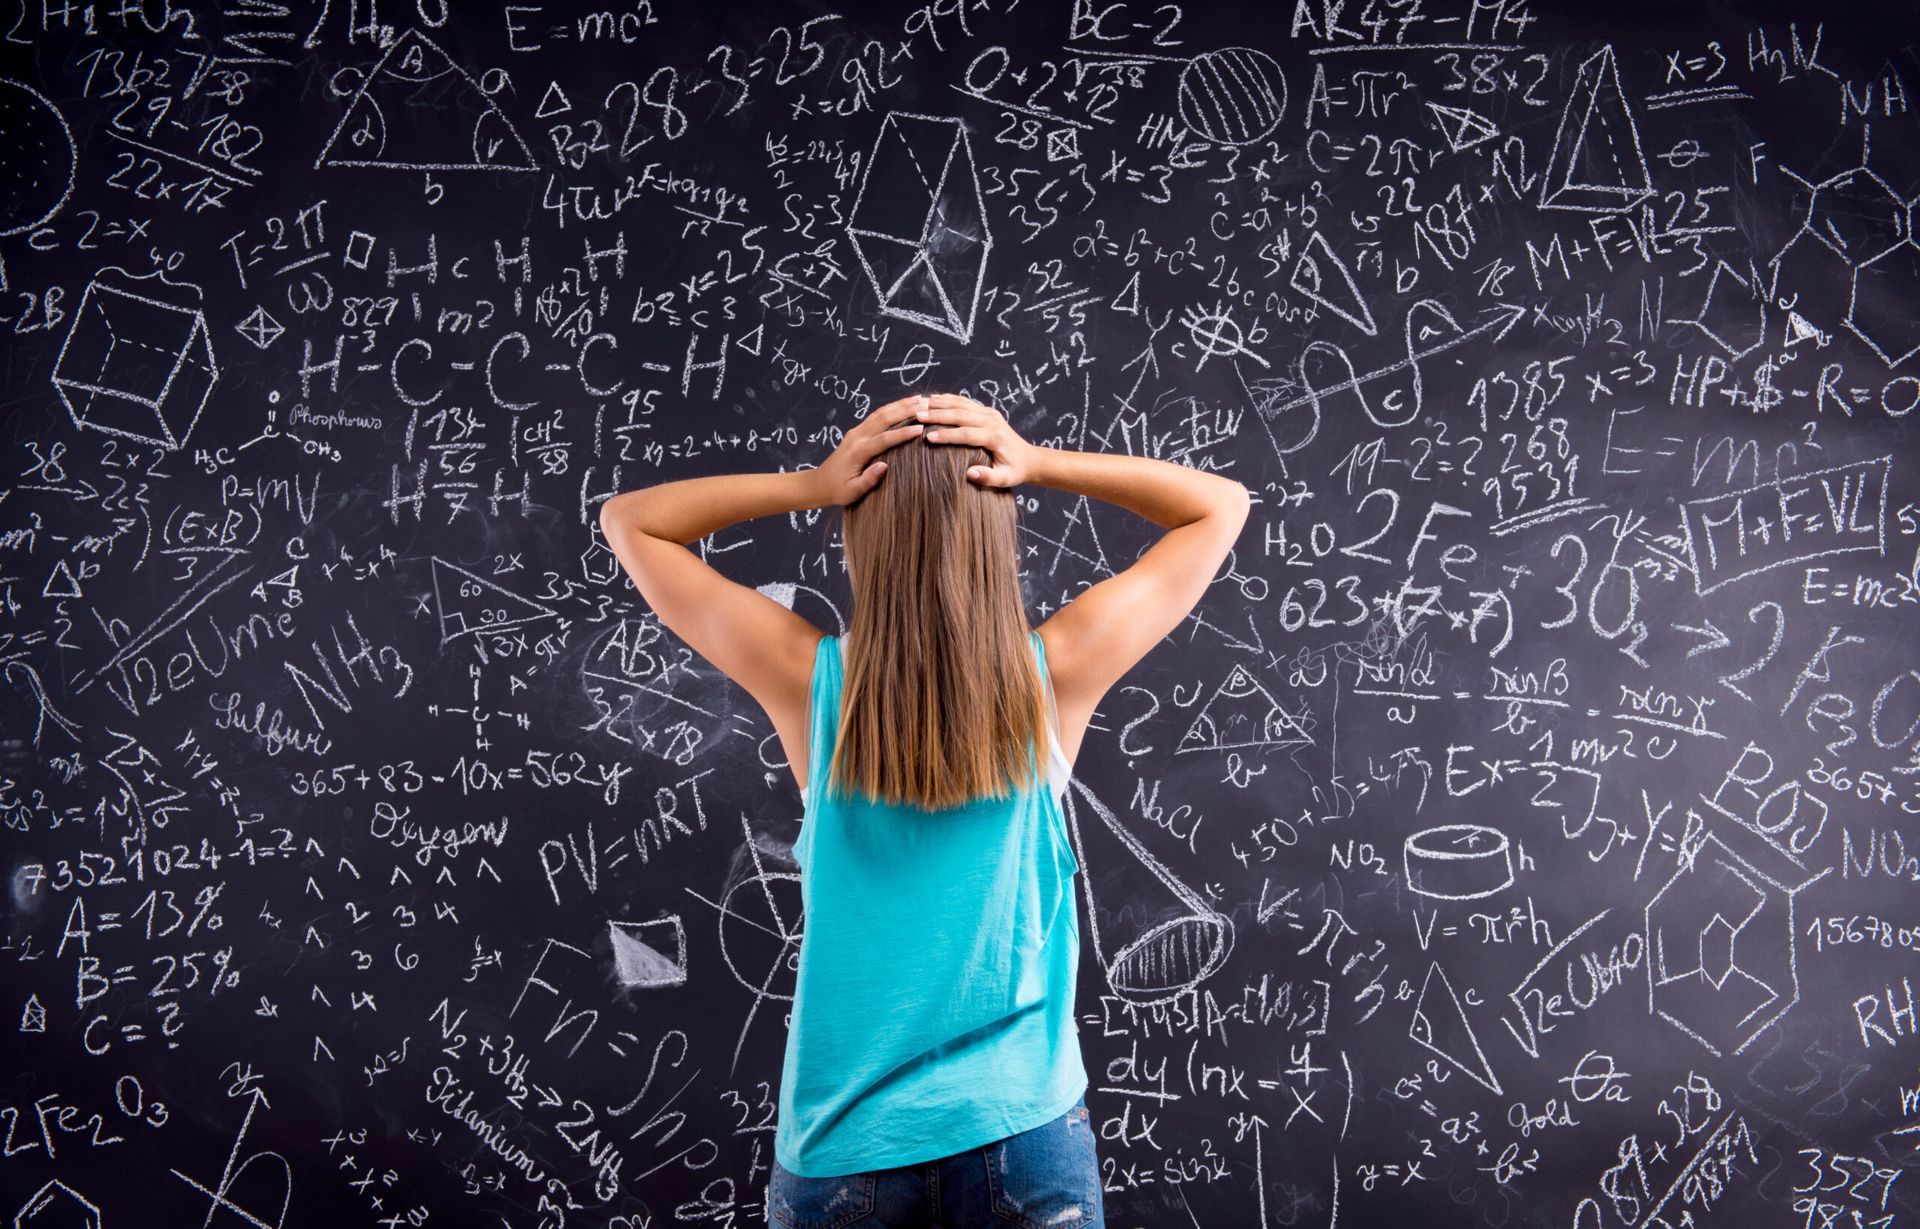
[{"left": 1409, "top": 961, "right": 1504, "bottom": 1094}]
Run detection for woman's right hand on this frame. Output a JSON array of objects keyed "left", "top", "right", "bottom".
[{"left": 918, "top": 394, "right": 1042, "bottom": 489}]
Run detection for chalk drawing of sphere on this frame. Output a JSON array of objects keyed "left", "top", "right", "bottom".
[
  {"left": 1178, "top": 47, "right": 1287, "bottom": 145},
  {"left": 0, "top": 79, "right": 76, "bottom": 236}
]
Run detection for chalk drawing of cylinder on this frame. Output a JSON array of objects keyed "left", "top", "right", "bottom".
[{"left": 1403, "top": 824, "right": 1514, "bottom": 901}]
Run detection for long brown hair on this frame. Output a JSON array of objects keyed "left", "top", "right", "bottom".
[{"left": 820, "top": 417, "right": 1052, "bottom": 811}]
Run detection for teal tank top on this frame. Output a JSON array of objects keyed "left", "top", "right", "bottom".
[{"left": 774, "top": 630, "right": 1086, "bottom": 1178}]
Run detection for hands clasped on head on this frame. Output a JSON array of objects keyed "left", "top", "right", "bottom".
[{"left": 814, "top": 393, "right": 1041, "bottom": 507}]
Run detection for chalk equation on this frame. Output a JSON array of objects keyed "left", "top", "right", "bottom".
[{"left": 2, "top": 2, "right": 1918, "bottom": 1227}]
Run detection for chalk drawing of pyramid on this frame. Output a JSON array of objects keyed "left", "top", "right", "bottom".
[
  {"left": 1176, "top": 664, "right": 1313, "bottom": 752},
  {"left": 316, "top": 28, "right": 536, "bottom": 172},
  {"left": 1539, "top": 44, "right": 1651, "bottom": 213}
]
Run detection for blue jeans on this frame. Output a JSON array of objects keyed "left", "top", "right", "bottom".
[{"left": 768, "top": 1093, "right": 1104, "bottom": 1229}]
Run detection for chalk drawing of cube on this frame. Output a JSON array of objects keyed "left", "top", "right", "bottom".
[
  {"left": 53, "top": 280, "right": 218, "bottom": 450},
  {"left": 846, "top": 112, "right": 993, "bottom": 344}
]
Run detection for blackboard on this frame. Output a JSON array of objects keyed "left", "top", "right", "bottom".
[{"left": 3, "top": 2, "right": 1919, "bottom": 1226}]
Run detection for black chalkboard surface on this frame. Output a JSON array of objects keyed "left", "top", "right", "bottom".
[{"left": 4, "top": 2, "right": 1920, "bottom": 1226}]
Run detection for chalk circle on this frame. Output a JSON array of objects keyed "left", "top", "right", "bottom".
[
  {"left": 1404, "top": 824, "right": 1514, "bottom": 901},
  {"left": 0, "top": 78, "right": 77, "bottom": 236},
  {"left": 1178, "top": 48, "right": 1286, "bottom": 146},
  {"left": 1106, "top": 913, "right": 1232, "bottom": 1003}
]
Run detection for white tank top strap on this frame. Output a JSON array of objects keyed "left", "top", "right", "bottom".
[{"left": 1039, "top": 635, "right": 1073, "bottom": 801}]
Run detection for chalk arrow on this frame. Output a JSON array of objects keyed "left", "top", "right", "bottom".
[{"left": 1671, "top": 619, "right": 1731, "bottom": 657}]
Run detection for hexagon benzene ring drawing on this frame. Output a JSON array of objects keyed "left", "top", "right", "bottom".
[{"left": 1644, "top": 833, "right": 1829, "bottom": 1057}]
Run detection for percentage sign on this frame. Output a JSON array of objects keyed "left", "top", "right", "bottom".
[
  {"left": 187, "top": 883, "right": 225, "bottom": 936},
  {"left": 209, "top": 947, "right": 241, "bottom": 995}
]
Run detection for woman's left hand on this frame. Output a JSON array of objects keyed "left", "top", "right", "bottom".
[{"left": 812, "top": 394, "right": 928, "bottom": 507}]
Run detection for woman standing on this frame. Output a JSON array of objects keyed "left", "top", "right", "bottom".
[{"left": 600, "top": 392, "right": 1251, "bottom": 1228}]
